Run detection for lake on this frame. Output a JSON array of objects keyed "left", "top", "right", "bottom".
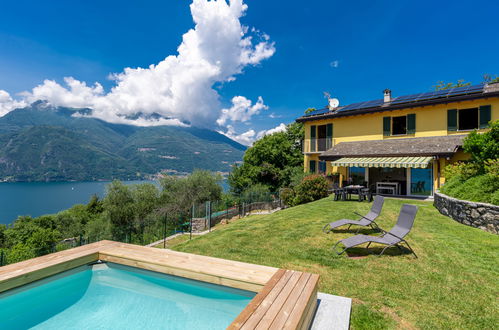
[
  {"left": 0, "top": 180, "right": 230, "bottom": 225},
  {"left": 0, "top": 181, "right": 154, "bottom": 225}
]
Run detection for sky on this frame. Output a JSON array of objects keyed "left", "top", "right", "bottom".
[{"left": 0, "top": 0, "right": 498, "bottom": 145}]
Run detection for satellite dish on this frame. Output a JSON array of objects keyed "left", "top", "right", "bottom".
[{"left": 329, "top": 98, "right": 339, "bottom": 109}]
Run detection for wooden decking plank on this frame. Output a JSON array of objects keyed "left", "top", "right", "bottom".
[
  {"left": 228, "top": 269, "right": 287, "bottom": 330},
  {"left": 268, "top": 272, "right": 312, "bottom": 329},
  {"left": 108, "top": 243, "right": 278, "bottom": 274},
  {"left": 99, "top": 245, "right": 274, "bottom": 286},
  {"left": 104, "top": 243, "right": 277, "bottom": 275},
  {"left": 283, "top": 273, "right": 320, "bottom": 329},
  {"left": 99, "top": 253, "right": 264, "bottom": 292},
  {"left": 102, "top": 244, "right": 277, "bottom": 276},
  {"left": 254, "top": 271, "right": 304, "bottom": 329},
  {"left": 240, "top": 270, "right": 294, "bottom": 330},
  {"left": 0, "top": 241, "right": 119, "bottom": 292}
]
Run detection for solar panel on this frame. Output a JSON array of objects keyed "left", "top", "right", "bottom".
[
  {"left": 390, "top": 93, "right": 422, "bottom": 105},
  {"left": 336, "top": 99, "right": 384, "bottom": 112},
  {"left": 326, "top": 83, "right": 485, "bottom": 115},
  {"left": 337, "top": 101, "right": 365, "bottom": 112},
  {"left": 425, "top": 90, "right": 449, "bottom": 99},
  {"left": 304, "top": 108, "right": 330, "bottom": 117}
]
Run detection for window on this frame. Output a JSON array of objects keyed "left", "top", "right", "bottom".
[
  {"left": 309, "top": 160, "right": 316, "bottom": 173},
  {"left": 448, "top": 105, "right": 491, "bottom": 131},
  {"left": 349, "top": 167, "right": 365, "bottom": 185},
  {"left": 318, "top": 161, "right": 327, "bottom": 174},
  {"left": 392, "top": 116, "right": 407, "bottom": 135},
  {"left": 410, "top": 168, "right": 433, "bottom": 196},
  {"left": 458, "top": 108, "right": 478, "bottom": 130},
  {"left": 309, "top": 124, "right": 333, "bottom": 152},
  {"left": 383, "top": 114, "right": 416, "bottom": 136}
]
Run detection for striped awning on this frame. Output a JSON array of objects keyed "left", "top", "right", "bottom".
[{"left": 330, "top": 156, "right": 433, "bottom": 168}]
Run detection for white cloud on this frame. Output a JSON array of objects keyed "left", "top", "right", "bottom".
[
  {"left": 269, "top": 112, "right": 282, "bottom": 118},
  {"left": 218, "top": 125, "right": 256, "bottom": 146},
  {"left": 216, "top": 95, "right": 268, "bottom": 126},
  {"left": 330, "top": 60, "right": 339, "bottom": 68},
  {"left": 219, "top": 122, "right": 287, "bottom": 146},
  {"left": 256, "top": 123, "right": 287, "bottom": 139},
  {"left": 0, "top": 90, "right": 26, "bottom": 116},
  {"left": 10, "top": 0, "right": 275, "bottom": 128}
]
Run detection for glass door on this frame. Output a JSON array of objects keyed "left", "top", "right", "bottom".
[{"left": 410, "top": 168, "right": 433, "bottom": 196}]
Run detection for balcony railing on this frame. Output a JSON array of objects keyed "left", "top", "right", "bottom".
[{"left": 303, "top": 138, "right": 333, "bottom": 153}]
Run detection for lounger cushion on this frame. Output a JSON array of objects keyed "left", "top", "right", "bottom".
[
  {"left": 328, "top": 218, "right": 372, "bottom": 229},
  {"left": 339, "top": 234, "right": 396, "bottom": 248}
]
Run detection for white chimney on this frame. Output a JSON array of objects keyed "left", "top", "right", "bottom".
[{"left": 383, "top": 89, "right": 392, "bottom": 103}]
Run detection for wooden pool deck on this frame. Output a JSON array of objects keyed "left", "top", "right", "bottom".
[{"left": 0, "top": 240, "right": 319, "bottom": 330}]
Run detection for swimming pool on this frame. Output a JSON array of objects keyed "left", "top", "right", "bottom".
[{"left": 0, "top": 262, "right": 255, "bottom": 329}]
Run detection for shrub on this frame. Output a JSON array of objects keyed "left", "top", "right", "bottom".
[
  {"left": 463, "top": 120, "right": 499, "bottom": 163},
  {"left": 484, "top": 159, "right": 499, "bottom": 179},
  {"left": 241, "top": 184, "right": 272, "bottom": 203},
  {"left": 444, "top": 162, "right": 481, "bottom": 181},
  {"left": 279, "top": 187, "right": 296, "bottom": 207},
  {"left": 293, "top": 174, "right": 329, "bottom": 205},
  {"left": 441, "top": 173, "right": 499, "bottom": 205}
]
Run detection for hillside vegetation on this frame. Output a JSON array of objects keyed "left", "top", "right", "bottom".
[
  {"left": 168, "top": 197, "right": 499, "bottom": 329},
  {"left": 441, "top": 120, "right": 499, "bottom": 205},
  {"left": 0, "top": 101, "right": 245, "bottom": 181}
]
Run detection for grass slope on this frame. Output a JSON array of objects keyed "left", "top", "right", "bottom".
[{"left": 169, "top": 197, "right": 499, "bottom": 329}]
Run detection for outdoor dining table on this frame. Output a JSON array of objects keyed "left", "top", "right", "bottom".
[{"left": 343, "top": 185, "right": 366, "bottom": 201}]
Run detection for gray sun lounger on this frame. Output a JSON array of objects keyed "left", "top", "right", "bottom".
[
  {"left": 322, "top": 195, "right": 384, "bottom": 234},
  {"left": 332, "top": 204, "right": 418, "bottom": 258}
]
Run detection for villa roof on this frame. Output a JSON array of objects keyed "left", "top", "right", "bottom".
[
  {"left": 297, "top": 83, "right": 499, "bottom": 122},
  {"left": 319, "top": 135, "right": 467, "bottom": 160}
]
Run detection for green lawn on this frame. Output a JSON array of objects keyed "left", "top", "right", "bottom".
[{"left": 165, "top": 196, "right": 499, "bottom": 329}]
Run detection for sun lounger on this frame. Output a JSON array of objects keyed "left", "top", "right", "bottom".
[
  {"left": 332, "top": 204, "right": 418, "bottom": 258},
  {"left": 322, "top": 196, "right": 384, "bottom": 233}
]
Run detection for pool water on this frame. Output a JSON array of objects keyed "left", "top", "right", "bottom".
[{"left": 0, "top": 263, "right": 255, "bottom": 329}]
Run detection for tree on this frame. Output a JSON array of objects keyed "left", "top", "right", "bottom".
[
  {"left": 87, "top": 194, "right": 104, "bottom": 214},
  {"left": 483, "top": 74, "right": 499, "bottom": 84},
  {"left": 131, "top": 183, "right": 160, "bottom": 238},
  {"left": 0, "top": 224, "right": 6, "bottom": 247},
  {"left": 160, "top": 170, "right": 223, "bottom": 213},
  {"left": 228, "top": 122, "right": 304, "bottom": 193},
  {"left": 305, "top": 107, "right": 316, "bottom": 114},
  {"left": 434, "top": 79, "right": 471, "bottom": 91},
  {"left": 103, "top": 180, "right": 136, "bottom": 241},
  {"left": 463, "top": 120, "right": 499, "bottom": 164}
]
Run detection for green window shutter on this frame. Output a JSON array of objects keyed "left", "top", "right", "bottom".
[
  {"left": 479, "top": 105, "right": 491, "bottom": 128},
  {"left": 447, "top": 109, "right": 457, "bottom": 131},
  {"left": 309, "top": 160, "right": 316, "bottom": 173},
  {"left": 310, "top": 125, "right": 316, "bottom": 139},
  {"left": 407, "top": 114, "right": 416, "bottom": 134},
  {"left": 326, "top": 123, "right": 333, "bottom": 149},
  {"left": 326, "top": 123, "right": 333, "bottom": 138},
  {"left": 383, "top": 117, "right": 391, "bottom": 136},
  {"left": 310, "top": 125, "right": 317, "bottom": 152}
]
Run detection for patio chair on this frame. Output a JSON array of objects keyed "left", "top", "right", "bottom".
[
  {"left": 332, "top": 204, "right": 418, "bottom": 258},
  {"left": 323, "top": 195, "right": 384, "bottom": 233},
  {"left": 333, "top": 186, "right": 345, "bottom": 201}
]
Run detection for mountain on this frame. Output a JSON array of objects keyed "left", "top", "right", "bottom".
[{"left": 0, "top": 102, "right": 246, "bottom": 181}]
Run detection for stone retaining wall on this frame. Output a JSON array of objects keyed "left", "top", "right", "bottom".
[{"left": 434, "top": 191, "right": 499, "bottom": 234}]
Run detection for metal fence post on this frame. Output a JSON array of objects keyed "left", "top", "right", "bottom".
[
  {"left": 190, "top": 205, "right": 194, "bottom": 240},
  {"left": 208, "top": 201, "right": 212, "bottom": 232},
  {"left": 163, "top": 213, "right": 167, "bottom": 249}
]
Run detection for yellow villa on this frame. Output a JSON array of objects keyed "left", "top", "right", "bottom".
[{"left": 296, "top": 82, "right": 499, "bottom": 197}]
